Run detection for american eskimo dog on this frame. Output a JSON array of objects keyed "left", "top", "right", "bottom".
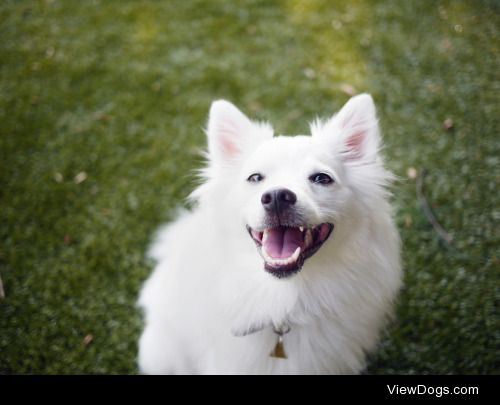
[{"left": 138, "top": 94, "right": 401, "bottom": 374}]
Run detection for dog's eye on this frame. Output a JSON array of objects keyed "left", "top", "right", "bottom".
[
  {"left": 247, "top": 173, "right": 264, "bottom": 183},
  {"left": 309, "top": 172, "right": 334, "bottom": 185}
]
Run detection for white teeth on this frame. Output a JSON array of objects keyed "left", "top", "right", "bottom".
[
  {"left": 299, "top": 226, "right": 304, "bottom": 232},
  {"left": 262, "top": 246, "right": 301, "bottom": 267},
  {"left": 305, "top": 229, "right": 313, "bottom": 248},
  {"left": 290, "top": 246, "right": 301, "bottom": 262},
  {"left": 262, "top": 229, "right": 269, "bottom": 245}
]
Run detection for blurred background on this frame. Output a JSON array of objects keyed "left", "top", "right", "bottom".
[{"left": 0, "top": 0, "right": 498, "bottom": 374}]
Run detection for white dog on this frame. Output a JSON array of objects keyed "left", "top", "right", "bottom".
[{"left": 138, "top": 94, "right": 402, "bottom": 374}]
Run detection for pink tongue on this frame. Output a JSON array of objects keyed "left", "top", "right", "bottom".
[{"left": 264, "top": 227, "right": 304, "bottom": 259}]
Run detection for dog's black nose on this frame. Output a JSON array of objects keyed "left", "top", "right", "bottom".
[{"left": 261, "top": 188, "right": 297, "bottom": 213}]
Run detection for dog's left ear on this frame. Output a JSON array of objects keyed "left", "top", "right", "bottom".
[
  {"left": 314, "top": 94, "right": 380, "bottom": 162},
  {"left": 207, "top": 100, "right": 272, "bottom": 165}
]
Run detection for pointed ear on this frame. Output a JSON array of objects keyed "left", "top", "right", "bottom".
[
  {"left": 206, "top": 100, "right": 272, "bottom": 165},
  {"left": 314, "top": 94, "right": 380, "bottom": 161}
]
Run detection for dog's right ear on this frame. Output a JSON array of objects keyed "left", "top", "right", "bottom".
[{"left": 207, "top": 100, "right": 272, "bottom": 165}]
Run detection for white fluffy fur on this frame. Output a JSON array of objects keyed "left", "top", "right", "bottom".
[{"left": 138, "top": 95, "right": 402, "bottom": 374}]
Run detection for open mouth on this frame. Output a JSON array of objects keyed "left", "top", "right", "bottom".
[{"left": 247, "top": 223, "right": 334, "bottom": 278}]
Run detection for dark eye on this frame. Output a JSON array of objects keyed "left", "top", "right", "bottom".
[
  {"left": 247, "top": 173, "right": 264, "bottom": 183},
  {"left": 309, "top": 172, "right": 334, "bottom": 185}
]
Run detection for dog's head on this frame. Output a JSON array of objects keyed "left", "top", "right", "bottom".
[{"left": 193, "top": 95, "right": 391, "bottom": 279}]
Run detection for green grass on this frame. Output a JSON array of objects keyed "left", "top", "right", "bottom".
[{"left": 1, "top": 0, "right": 498, "bottom": 374}]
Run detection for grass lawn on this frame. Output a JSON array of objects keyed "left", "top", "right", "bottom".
[{"left": 1, "top": 0, "right": 498, "bottom": 374}]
